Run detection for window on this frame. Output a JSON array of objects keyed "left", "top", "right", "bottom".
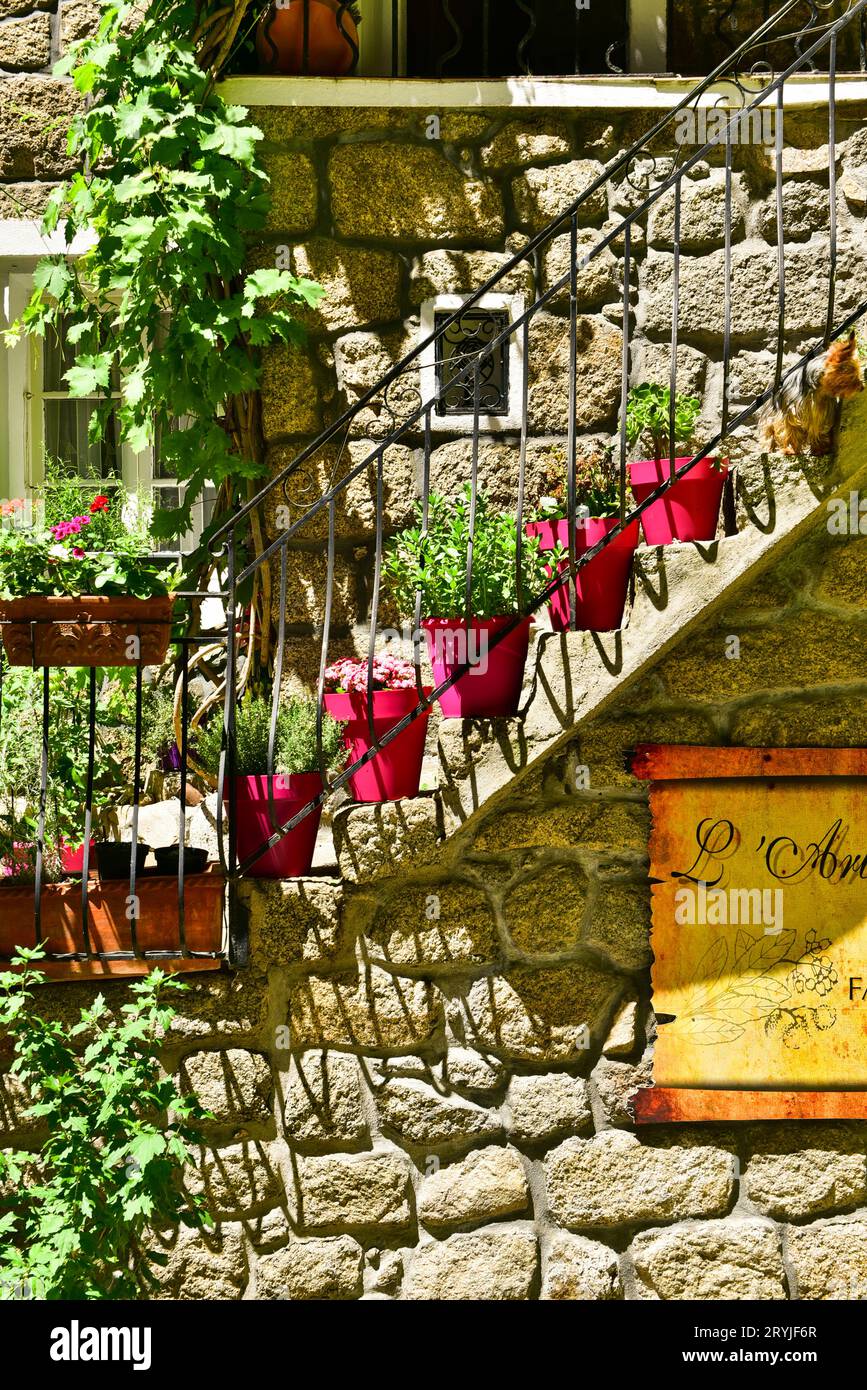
[
  {"left": 402, "top": 0, "right": 629, "bottom": 78},
  {"left": 434, "top": 308, "right": 510, "bottom": 417},
  {"left": 420, "top": 293, "right": 525, "bottom": 434},
  {"left": 1, "top": 261, "right": 213, "bottom": 553}
]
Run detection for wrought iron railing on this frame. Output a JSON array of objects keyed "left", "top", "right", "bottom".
[
  {"left": 2, "top": 0, "right": 866, "bottom": 973},
  {"left": 252, "top": 0, "right": 629, "bottom": 78},
  {"left": 249, "top": 0, "right": 865, "bottom": 80}
]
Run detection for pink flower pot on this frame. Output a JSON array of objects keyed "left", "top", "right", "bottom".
[
  {"left": 323, "top": 688, "right": 431, "bottom": 802},
  {"left": 61, "top": 839, "right": 96, "bottom": 876},
  {"left": 227, "top": 772, "right": 323, "bottom": 878},
  {"left": 526, "top": 517, "right": 640, "bottom": 632},
  {"left": 422, "top": 616, "right": 531, "bottom": 718},
  {"left": 628, "top": 457, "right": 729, "bottom": 545}
]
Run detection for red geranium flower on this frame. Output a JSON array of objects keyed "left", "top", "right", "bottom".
[{"left": 90, "top": 494, "right": 110, "bottom": 514}]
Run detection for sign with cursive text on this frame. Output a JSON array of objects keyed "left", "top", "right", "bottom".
[{"left": 632, "top": 746, "right": 867, "bottom": 1123}]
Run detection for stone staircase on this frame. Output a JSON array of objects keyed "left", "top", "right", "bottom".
[{"left": 310, "top": 392, "right": 867, "bottom": 897}]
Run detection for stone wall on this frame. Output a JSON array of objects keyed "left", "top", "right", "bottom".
[
  {"left": 2, "top": 506, "right": 863, "bottom": 1300},
  {"left": 253, "top": 96, "right": 867, "bottom": 689},
  {"left": 0, "top": 0, "right": 96, "bottom": 216}
]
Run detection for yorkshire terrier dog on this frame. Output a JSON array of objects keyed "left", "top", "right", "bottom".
[{"left": 761, "top": 331, "right": 864, "bottom": 456}]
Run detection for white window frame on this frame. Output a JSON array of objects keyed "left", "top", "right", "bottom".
[
  {"left": 420, "top": 292, "right": 525, "bottom": 435},
  {"left": 1, "top": 229, "right": 212, "bottom": 553}
]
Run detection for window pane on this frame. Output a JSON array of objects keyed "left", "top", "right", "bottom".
[{"left": 43, "top": 400, "right": 121, "bottom": 479}]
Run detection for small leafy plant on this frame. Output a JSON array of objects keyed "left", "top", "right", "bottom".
[
  {"left": 535, "top": 444, "right": 623, "bottom": 520},
  {"left": 383, "top": 486, "right": 552, "bottom": 619},
  {"left": 625, "top": 384, "right": 703, "bottom": 463},
  {"left": 324, "top": 654, "right": 418, "bottom": 693},
  {"left": 196, "top": 694, "right": 345, "bottom": 777},
  {"left": 0, "top": 952, "right": 211, "bottom": 1300}
]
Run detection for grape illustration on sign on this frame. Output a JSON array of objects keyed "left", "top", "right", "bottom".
[{"left": 633, "top": 747, "right": 867, "bottom": 1122}]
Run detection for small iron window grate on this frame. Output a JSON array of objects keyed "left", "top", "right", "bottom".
[{"left": 434, "top": 309, "right": 510, "bottom": 416}]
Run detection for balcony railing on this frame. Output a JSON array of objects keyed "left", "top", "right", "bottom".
[
  {"left": 246, "top": 0, "right": 866, "bottom": 80},
  {"left": 3, "top": 0, "right": 867, "bottom": 977}
]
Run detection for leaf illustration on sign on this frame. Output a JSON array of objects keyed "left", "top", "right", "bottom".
[
  {"left": 681, "top": 936, "right": 728, "bottom": 1016},
  {"left": 668, "top": 928, "right": 828, "bottom": 1045}
]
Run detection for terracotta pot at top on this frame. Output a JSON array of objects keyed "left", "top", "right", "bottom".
[
  {"left": 0, "top": 595, "right": 174, "bottom": 668},
  {"left": 628, "top": 457, "right": 730, "bottom": 545},
  {"left": 526, "top": 516, "right": 640, "bottom": 633},
  {"left": 422, "top": 616, "right": 531, "bottom": 719},
  {"left": 323, "top": 688, "right": 431, "bottom": 803},
  {"left": 256, "top": 0, "right": 359, "bottom": 76}
]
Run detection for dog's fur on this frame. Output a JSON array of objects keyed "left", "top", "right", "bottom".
[{"left": 761, "top": 331, "right": 864, "bottom": 456}]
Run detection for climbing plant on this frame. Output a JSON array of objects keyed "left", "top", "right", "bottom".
[{"left": 5, "top": 0, "right": 318, "bottom": 638}]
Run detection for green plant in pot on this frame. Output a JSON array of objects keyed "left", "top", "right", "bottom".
[
  {"left": 625, "top": 384, "right": 729, "bottom": 544},
  {"left": 0, "top": 953, "right": 212, "bottom": 1300},
  {"left": 383, "top": 486, "right": 552, "bottom": 718},
  {"left": 528, "top": 445, "right": 640, "bottom": 634},
  {"left": 196, "top": 695, "right": 344, "bottom": 878}
]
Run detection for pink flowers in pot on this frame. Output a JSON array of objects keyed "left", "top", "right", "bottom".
[
  {"left": 324, "top": 653, "right": 418, "bottom": 693},
  {"left": 51, "top": 514, "right": 91, "bottom": 543},
  {"left": 322, "top": 655, "right": 431, "bottom": 802}
]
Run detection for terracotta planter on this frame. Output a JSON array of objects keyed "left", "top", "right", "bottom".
[
  {"left": 0, "top": 595, "right": 174, "bottom": 668},
  {"left": 0, "top": 870, "right": 224, "bottom": 959},
  {"left": 422, "top": 616, "right": 531, "bottom": 718},
  {"left": 629, "top": 457, "right": 729, "bottom": 544},
  {"left": 256, "top": 0, "right": 358, "bottom": 75},
  {"left": 228, "top": 772, "right": 323, "bottom": 878},
  {"left": 526, "top": 517, "right": 640, "bottom": 632},
  {"left": 324, "top": 688, "right": 431, "bottom": 802}
]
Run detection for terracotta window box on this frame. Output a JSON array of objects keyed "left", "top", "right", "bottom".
[
  {"left": 0, "top": 595, "right": 174, "bottom": 668},
  {"left": 0, "top": 869, "right": 225, "bottom": 980}
]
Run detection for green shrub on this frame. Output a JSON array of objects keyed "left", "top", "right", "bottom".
[
  {"left": 383, "top": 486, "right": 552, "bottom": 619},
  {"left": 0, "top": 954, "right": 211, "bottom": 1300},
  {"left": 196, "top": 695, "right": 344, "bottom": 777},
  {"left": 625, "top": 384, "right": 702, "bottom": 462}
]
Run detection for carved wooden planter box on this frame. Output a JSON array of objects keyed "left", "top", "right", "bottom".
[{"left": 0, "top": 595, "right": 174, "bottom": 667}]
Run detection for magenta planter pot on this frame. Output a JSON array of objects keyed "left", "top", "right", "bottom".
[
  {"left": 422, "top": 616, "right": 531, "bottom": 718},
  {"left": 228, "top": 772, "right": 323, "bottom": 878},
  {"left": 628, "top": 457, "right": 729, "bottom": 545},
  {"left": 526, "top": 516, "right": 640, "bottom": 633},
  {"left": 323, "top": 688, "right": 431, "bottom": 802},
  {"left": 61, "top": 839, "right": 96, "bottom": 877}
]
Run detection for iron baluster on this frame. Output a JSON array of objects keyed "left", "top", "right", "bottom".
[
  {"left": 669, "top": 177, "right": 682, "bottom": 484},
  {"left": 336, "top": 1, "right": 360, "bottom": 72},
  {"left": 34, "top": 666, "right": 49, "bottom": 947},
  {"left": 177, "top": 643, "right": 189, "bottom": 957},
  {"left": 515, "top": 0, "right": 537, "bottom": 74},
  {"left": 515, "top": 316, "right": 530, "bottom": 620},
  {"left": 413, "top": 407, "right": 433, "bottom": 704},
  {"left": 619, "top": 221, "right": 631, "bottom": 528},
  {"left": 80, "top": 666, "right": 96, "bottom": 958},
  {"left": 566, "top": 214, "right": 579, "bottom": 631},
  {"left": 826, "top": 30, "right": 838, "bottom": 344},
  {"left": 775, "top": 81, "right": 786, "bottom": 390},
  {"left": 268, "top": 541, "right": 289, "bottom": 834},
  {"left": 438, "top": 0, "right": 463, "bottom": 77},
  {"left": 315, "top": 499, "right": 336, "bottom": 788},
  {"left": 365, "top": 449, "right": 386, "bottom": 757},
  {"left": 128, "top": 665, "right": 143, "bottom": 960}
]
